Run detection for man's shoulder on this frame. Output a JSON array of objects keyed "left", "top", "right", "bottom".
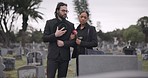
[
  {"left": 65, "top": 20, "right": 74, "bottom": 26},
  {"left": 47, "top": 18, "right": 57, "bottom": 22}
]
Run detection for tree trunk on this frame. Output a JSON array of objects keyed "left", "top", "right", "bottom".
[{"left": 0, "top": 25, "right": 10, "bottom": 47}]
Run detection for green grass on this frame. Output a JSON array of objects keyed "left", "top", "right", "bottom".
[
  {"left": 142, "top": 60, "right": 148, "bottom": 71},
  {"left": 4, "top": 55, "right": 27, "bottom": 78},
  {"left": 3, "top": 55, "right": 76, "bottom": 78},
  {"left": 3, "top": 55, "right": 148, "bottom": 78}
]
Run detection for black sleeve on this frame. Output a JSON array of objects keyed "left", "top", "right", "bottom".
[
  {"left": 42, "top": 20, "right": 57, "bottom": 42},
  {"left": 63, "top": 23, "right": 76, "bottom": 47},
  {"left": 80, "top": 26, "right": 98, "bottom": 48}
]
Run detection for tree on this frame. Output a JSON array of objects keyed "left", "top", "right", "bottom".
[
  {"left": 0, "top": 0, "right": 16, "bottom": 47},
  {"left": 73, "top": 0, "right": 92, "bottom": 24},
  {"left": 123, "top": 25, "right": 145, "bottom": 43},
  {"left": 31, "top": 29, "right": 43, "bottom": 43},
  {"left": 13, "top": 0, "right": 43, "bottom": 31},
  {"left": 97, "top": 30, "right": 113, "bottom": 42},
  {"left": 12, "top": 0, "right": 43, "bottom": 46},
  {"left": 137, "top": 16, "right": 148, "bottom": 43}
]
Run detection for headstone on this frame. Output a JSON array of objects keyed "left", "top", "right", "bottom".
[
  {"left": 113, "top": 37, "right": 119, "bottom": 49},
  {"left": 17, "top": 65, "right": 45, "bottom": 78},
  {"left": 7, "top": 48, "right": 13, "bottom": 55},
  {"left": 26, "top": 51, "right": 43, "bottom": 66},
  {"left": 0, "top": 48, "right": 8, "bottom": 56},
  {"left": 0, "top": 56, "right": 5, "bottom": 78},
  {"left": 123, "top": 46, "right": 136, "bottom": 55},
  {"left": 123, "top": 40, "right": 136, "bottom": 55},
  {"left": 78, "top": 71, "right": 148, "bottom": 78},
  {"left": 17, "top": 65, "right": 37, "bottom": 78},
  {"left": 3, "top": 57, "right": 15, "bottom": 71},
  {"left": 24, "top": 48, "right": 30, "bottom": 56},
  {"left": 14, "top": 46, "right": 23, "bottom": 60},
  {"left": 78, "top": 55, "right": 141, "bottom": 76}
]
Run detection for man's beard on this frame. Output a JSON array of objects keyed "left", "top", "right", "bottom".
[{"left": 58, "top": 14, "right": 67, "bottom": 20}]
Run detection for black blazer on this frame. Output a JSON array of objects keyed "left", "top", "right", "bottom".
[
  {"left": 72, "top": 23, "right": 98, "bottom": 58},
  {"left": 42, "top": 18, "right": 75, "bottom": 60}
]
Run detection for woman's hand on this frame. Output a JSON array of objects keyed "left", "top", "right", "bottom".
[
  {"left": 70, "top": 33, "right": 76, "bottom": 40},
  {"left": 76, "top": 38, "right": 81, "bottom": 45}
]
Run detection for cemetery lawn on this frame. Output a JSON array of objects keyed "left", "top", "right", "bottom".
[
  {"left": 143, "top": 60, "right": 148, "bottom": 71},
  {"left": 3, "top": 55, "right": 148, "bottom": 78},
  {"left": 4, "top": 55, "right": 27, "bottom": 78},
  {"left": 4, "top": 55, "right": 76, "bottom": 78}
]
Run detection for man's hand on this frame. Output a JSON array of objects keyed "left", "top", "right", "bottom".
[
  {"left": 57, "top": 40, "right": 64, "bottom": 47},
  {"left": 55, "top": 27, "right": 67, "bottom": 37}
]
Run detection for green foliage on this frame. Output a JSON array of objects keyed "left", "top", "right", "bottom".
[
  {"left": 15, "top": 29, "right": 43, "bottom": 43},
  {"left": 31, "top": 30, "right": 43, "bottom": 43},
  {"left": 137, "top": 16, "right": 148, "bottom": 43},
  {"left": 123, "top": 25, "right": 145, "bottom": 43},
  {"left": 73, "top": 0, "right": 92, "bottom": 24},
  {"left": 12, "top": 0, "right": 43, "bottom": 31}
]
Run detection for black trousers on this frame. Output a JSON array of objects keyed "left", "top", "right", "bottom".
[
  {"left": 47, "top": 57, "right": 69, "bottom": 78},
  {"left": 76, "top": 57, "right": 79, "bottom": 76}
]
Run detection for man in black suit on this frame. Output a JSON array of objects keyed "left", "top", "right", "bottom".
[{"left": 42, "top": 2, "right": 75, "bottom": 78}]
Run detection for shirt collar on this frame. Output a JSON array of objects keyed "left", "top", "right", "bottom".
[{"left": 77, "top": 23, "right": 89, "bottom": 30}]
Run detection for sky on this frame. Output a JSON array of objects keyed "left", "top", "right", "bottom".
[{"left": 19, "top": 0, "right": 148, "bottom": 33}]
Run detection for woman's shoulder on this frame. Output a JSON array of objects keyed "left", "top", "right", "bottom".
[{"left": 89, "top": 25, "right": 96, "bottom": 30}]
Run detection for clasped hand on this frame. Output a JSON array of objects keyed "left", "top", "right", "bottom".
[
  {"left": 76, "top": 38, "right": 81, "bottom": 45},
  {"left": 55, "top": 27, "right": 67, "bottom": 37},
  {"left": 55, "top": 27, "right": 66, "bottom": 47}
]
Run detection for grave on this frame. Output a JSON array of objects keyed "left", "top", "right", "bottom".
[
  {"left": 7, "top": 48, "right": 14, "bottom": 55},
  {"left": 3, "top": 57, "right": 15, "bottom": 71},
  {"left": 123, "top": 40, "right": 136, "bottom": 55},
  {"left": 17, "top": 65, "right": 37, "bottom": 78},
  {"left": 17, "top": 65, "right": 45, "bottom": 78},
  {"left": 78, "top": 55, "right": 141, "bottom": 76},
  {"left": 24, "top": 47, "right": 30, "bottom": 56},
  {"left": 0, "top": 48, "right": 8, "bottom": 56},
  {"left": 26, "top": 51, "right": 43, "bottom": 65},
  {"left": 14, "top": 46, "right": 23, "bottom": 60},
  {"left": 123, "top": 46, "right": 136, "bottom": 55},
  {"left": 0, "top": 56, "right": 5, "bottom": 78},
  {"left": 18, "top": 51, "right": 46, "bottom": 78},
  {"left": 78, "top": 71, "right": 148, "bottom": 78}
]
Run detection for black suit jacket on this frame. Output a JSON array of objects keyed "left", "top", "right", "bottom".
[
  {"left": 42, "top": 18, "right": 75, "bottom": 60},
  {"left": 72, "top": 23, "right": 98, "bottom": 58}
]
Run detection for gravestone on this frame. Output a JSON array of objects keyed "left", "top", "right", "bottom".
[
  {"left": 0, "top": 56, "right": 5, "bottom": 78},
  {"left": 0, "top": 48, "right": 8, "bottom": 56},
  {"left": 123, "top": 40, "right": 136, "bottom": 55},
  {"left": 78, "top": 71, "right": 148, "bottom": 78},
  {"left": 17, "top": 65, "right": 45, "bottom": 78},
  {"left": 3, "top": 57, "right": 15, "bottom": 71},
  {"left": 24, "top": 48, "right": 30, "bottom": 56},
  {"left": 17, "top": 65, "right": 37, "bottom": 78},
  {"left": 7, "top": 48, "right": 13, "bottom": 55},
  {"left": 123, "top": 46, "right": 136, "bottom": 55},
  {"left": 26, "top": 51, "right": 43, "bottom": 65},
  {"left": 14, "top": 46, "right": 23, "bottom": 60},
  {"left": 78, "top": 55, "right": 141, "bottom": 76},
  {"left": 18, "top": 51, "right": 45, "bottom": 78}
]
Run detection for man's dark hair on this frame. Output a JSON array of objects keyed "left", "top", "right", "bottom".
[{"left": 54, "top": 2, "right": 67, "bottom": 18}]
